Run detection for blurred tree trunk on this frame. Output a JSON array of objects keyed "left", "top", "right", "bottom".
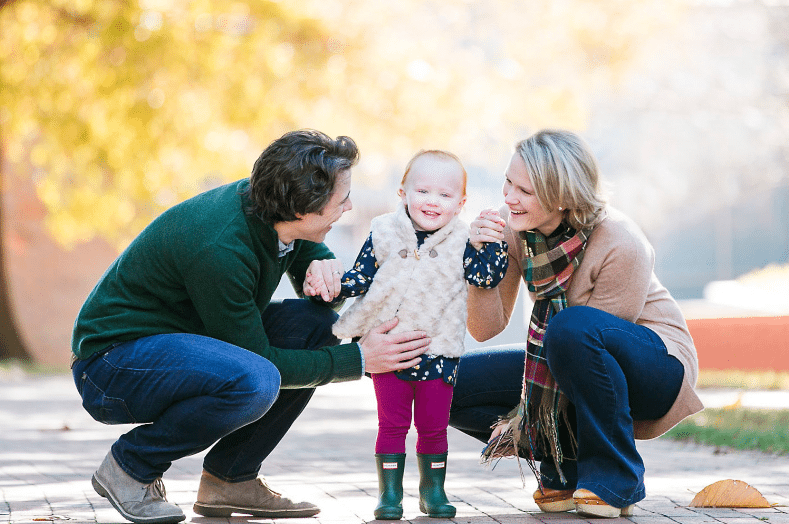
[{"left": 0, "top": 124, "right": 30, "bottom": 361}]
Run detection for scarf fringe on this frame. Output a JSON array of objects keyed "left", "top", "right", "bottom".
[
  {"left": 536, "top": 396, "right": 573, "bottom": 485},
  {"left": 479, "top": 412, "right": 531, "bottom": 487},
  {"left": 479, "top": 397, "right": 576, "bottom": 488}
]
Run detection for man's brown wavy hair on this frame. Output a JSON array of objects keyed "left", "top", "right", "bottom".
[{"left": 245, "top": 129, "right": 359, "bottom": 223}]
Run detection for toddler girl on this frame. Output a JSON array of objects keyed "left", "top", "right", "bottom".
[{"left": 305, "top": 150, "right": 507, "bottom": 519}]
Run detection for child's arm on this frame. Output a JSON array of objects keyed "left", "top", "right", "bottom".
[
  {"left": 304, "top": 234, "right": 379, "bottom": 303},
  {"left": 463, "top": 240, "right": 509, "bottom": 288},
  {"left": 469, "top": 208, "right": 506, "bottom": 251},
  {"left": 464, "top": 209, "right": 509, "bottom": 288},
  {"left": 338, "top": 233, "right": 379, "bottom": 298}
]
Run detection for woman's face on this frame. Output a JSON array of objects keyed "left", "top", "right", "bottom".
[{"left": 502, "top": 152, "right": 563, "bottom": 235}]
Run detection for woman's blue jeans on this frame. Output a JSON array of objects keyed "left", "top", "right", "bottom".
[
  {"left": 72, "top": 299, "right": 339, "bottom": 484},
  {"left": 449, "top": 305, "right": 684, "bottom": 508}
]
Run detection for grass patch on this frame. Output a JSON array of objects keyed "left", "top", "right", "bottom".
[
  {"left": 664, "top": 407, "right": 789, "bottom": 455},
  {"left": 0, "top": 359, "right": 69, "bottom": 377},
  {"left": 696, "top": 369, "right": 789, "bottom": 390}
]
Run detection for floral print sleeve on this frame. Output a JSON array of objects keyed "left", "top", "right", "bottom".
[
  {"left": 463, "top": 240, "right": 509, "bottom": 289},
  {"left": 337, "top": 233, "right": 379, "bottom": 299}
]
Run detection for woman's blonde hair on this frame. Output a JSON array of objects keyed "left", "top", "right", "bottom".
[{"left": 515, "top": 130, "right": 607, "bottom": 230}]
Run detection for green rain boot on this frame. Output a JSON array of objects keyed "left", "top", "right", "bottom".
[
  {"left": 417, "top": 453, "right": 456, "bottom": 518},
  {"left": 374, "top": 454, "right": 406, "bottom": 520}
]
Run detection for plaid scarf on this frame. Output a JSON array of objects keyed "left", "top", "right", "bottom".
[{"left": 481, "top": 223, "right": 590, "bottom": 486}]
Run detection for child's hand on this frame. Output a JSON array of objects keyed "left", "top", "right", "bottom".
[
  {"left": 303, "top": 259, "right": 344, "bottom": 302},
  {"left": 470, "top": 209, "right": 506, "bottom": 251},
  {"left": 302, "top": 272, "right": 324, "bottom": 298}
]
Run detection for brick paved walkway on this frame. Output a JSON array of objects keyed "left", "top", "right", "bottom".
[{"left": 1, "top": 373, "right": 787, "bottom": 524}]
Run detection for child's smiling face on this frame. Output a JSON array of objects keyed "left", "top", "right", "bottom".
[{"left": 399, "top": 155, "right": 467, "bottom": 232}]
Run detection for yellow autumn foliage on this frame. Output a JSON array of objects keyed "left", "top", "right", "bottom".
[{"left": 0, "top": 0, "right": 686, "bottom": 251}]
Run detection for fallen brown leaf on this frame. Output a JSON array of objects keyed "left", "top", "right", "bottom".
[{"left": 689, "top": 479, "right": 771, "bottom": 508}]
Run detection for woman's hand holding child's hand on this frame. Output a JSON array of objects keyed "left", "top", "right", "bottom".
[
  {"left": 303, "top": 259, "right": 344, "bottom": 302},
  {"left": 470, "top": 209, "right": 506, "bottom": 251},
  {"left": 488, "top": 419, "right": 508, "bottom": 442}
]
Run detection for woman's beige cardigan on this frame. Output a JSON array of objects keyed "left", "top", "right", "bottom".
[{"left": 468, "top": 207, "right": 703, "bottom": 439}]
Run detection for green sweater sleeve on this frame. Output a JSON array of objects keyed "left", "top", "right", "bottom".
[
  {"left": 72, "top": 180, "right": 361, "bottom": 388},
  {"left": 182, "top": 241, "right": 361, "bottom": 388}
]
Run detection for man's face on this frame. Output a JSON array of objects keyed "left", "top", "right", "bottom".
[{"left": 295, "top": 170, "right": 353, "bottom": 243}]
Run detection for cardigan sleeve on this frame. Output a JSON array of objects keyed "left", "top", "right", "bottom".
[
  {"left": 466, "top": 224, "right": 522, "bottom": 341},
  {"left": 579, "top": 219, "right": 654, "bottom": 323}
]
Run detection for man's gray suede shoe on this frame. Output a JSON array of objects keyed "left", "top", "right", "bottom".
[
  {"left": 193, "top": 470, "right": 320, "bottom": 518},
  {"left": 91, "top": 452, "right": 185, "bottom": 524}
]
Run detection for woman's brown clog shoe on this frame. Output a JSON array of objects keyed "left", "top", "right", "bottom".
[
  {"left": 573, "top": 489, "right": 634, "bottom": 518},
  {"left": 532, "top": 488, "right": 575, "bottom": 512}
]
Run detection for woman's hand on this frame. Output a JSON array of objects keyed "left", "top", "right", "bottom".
[
  {"left": 303, "top": 259, "right": 344, "bottom": 302},
  {"left": 470, "top": 209, "right": 506, "bottom": 251},
  {"left": 488, "top": 419, "right": 508, "bottom": 443}
]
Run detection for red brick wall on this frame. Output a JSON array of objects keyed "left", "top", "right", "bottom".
[
  {"left": 687, "top": 316, "right": 789, "bottom": 371},
  {"left": 3, "top": 177, "right": 118, "bottom": 367}
]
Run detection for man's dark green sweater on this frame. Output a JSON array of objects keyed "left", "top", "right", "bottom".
[{"left": 71, "top": 179, "right": 362, "bottom": 388}]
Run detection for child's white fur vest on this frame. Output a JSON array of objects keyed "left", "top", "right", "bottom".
[{"left": 333, "top": 203, "right": 469, "bottom": 358}]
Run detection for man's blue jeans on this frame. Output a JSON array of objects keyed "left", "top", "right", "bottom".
[
  {"left": 72, "top": 299, "right": 339, "bottom": 484},
  {"left": 449, "top": 305, "right": 684, "bottom": 508}
]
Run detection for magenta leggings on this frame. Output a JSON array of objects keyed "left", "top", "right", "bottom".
[{"left": 372, "top": 372, "right": 454, "bottom": 454}]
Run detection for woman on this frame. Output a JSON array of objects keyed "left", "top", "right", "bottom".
[{"left": 450, "top": 129, "right": 703, "bottom": 518}]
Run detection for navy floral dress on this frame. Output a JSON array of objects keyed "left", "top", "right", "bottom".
[{"left": 335, "top": 230, "right": 508, "bottom": 385}]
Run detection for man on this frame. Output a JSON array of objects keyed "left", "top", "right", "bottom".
[{"left": 71, "top": 130, "right": 430, "bottom": 524}]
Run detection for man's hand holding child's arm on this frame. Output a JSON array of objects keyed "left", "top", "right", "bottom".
[{"left": 303, "top": 259, "right": 344, "bottom": 302}]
